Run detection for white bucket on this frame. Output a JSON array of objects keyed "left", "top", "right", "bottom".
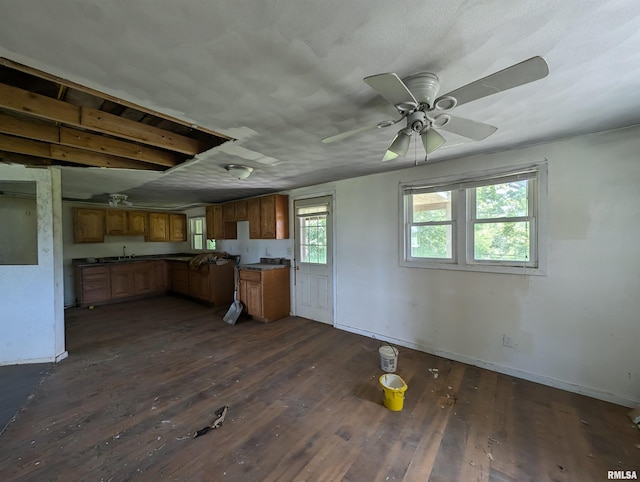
[{"left": 379, "top": 345, "right": 398, "bottom": 373}]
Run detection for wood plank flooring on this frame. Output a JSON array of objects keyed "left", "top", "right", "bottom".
[{"left": 0, "top": 295, "right": 638, "bottom": 481}]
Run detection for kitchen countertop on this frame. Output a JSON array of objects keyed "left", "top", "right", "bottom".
[
  {"left": 72, "top": 254, "right": 196, "bottom": 267},
  {"left": 239, "top": 263, "right": 290, "bottom": 271}
]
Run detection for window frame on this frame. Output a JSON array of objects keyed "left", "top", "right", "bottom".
[
  {"left": 189, "top": 216, "right": 215, "bottom": 252},
  {"left": 399, "top": 163, "right": 547, "bottom": 275}
]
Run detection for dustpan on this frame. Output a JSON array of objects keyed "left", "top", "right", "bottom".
[{"left": 223, "top": 266, "right": 243, "bottom": 325}]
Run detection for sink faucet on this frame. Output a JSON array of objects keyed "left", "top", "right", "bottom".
[{"left": 123, "top": 245, "right": 126, "bottom": 258}]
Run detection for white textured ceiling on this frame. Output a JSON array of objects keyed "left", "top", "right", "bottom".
[{"left": 1, "top": 0, "right": 640, "bottom": 208}]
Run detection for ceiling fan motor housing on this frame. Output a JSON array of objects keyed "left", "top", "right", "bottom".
[{"left": 403, "top": 72, "right": 440, "bottom": 109}]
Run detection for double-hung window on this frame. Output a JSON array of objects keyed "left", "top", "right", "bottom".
[
  {"left": 401, "top": 163, "right": 546, "bottom": 274},
  {"left": 189, "top": 216, "right": 215, "bottom": 251}
]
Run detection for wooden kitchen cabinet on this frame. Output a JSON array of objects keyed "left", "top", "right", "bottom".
[
  {"left": 169, "top": 261, "right": 189, "bottom": 295},
  {"left": 148, "top": 212, "right": 169, "bottom": 241},
  {"left": 222, "top": 202, "right": 236, "bottom": 222},
  {"left": 234, "top": 200, "right": 248, "bottom": 221},
  {"left": 169, "top": 213, "right": 187, "bottom": 241},
  {"left": 247, "top": 194, "right": 289, "bottom": 239},
  {"left": 127, "top": 211, "right": 148, "bottom": 235},
  {"left": 105, "top": 210, "right": 128, "bottom": 235},
  {"left": 170, "top": 260, "right": 234, "bottom": 305},
  {"left": 75, "top": 265, "right": 110, "bottom": 305},
  {"left": 73, "top": 208, "right": 105, "bottom": 243},
  {"left": 110, "top": 262, "right": 156, "bottom": 299},
  {"left": 206, "top": 205, "right": 224, "bottom": 240},
  {"left": 247, "top": 198, "right": 261, "bottom": 239},
  {"left": 238, "top": 267, "right": 290, "bottom": 322}
]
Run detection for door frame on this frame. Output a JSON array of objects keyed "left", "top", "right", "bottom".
[{"left": 291, "top": 190, "right": 337, "bottom": 325}]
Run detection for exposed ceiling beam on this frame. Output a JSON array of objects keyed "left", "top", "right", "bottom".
[
  {"left": 0, "top": 83, "right": 206, "bottom": 155},
  {"left": 0, "top": 133, "right": 164, "bottom": 170},
  {"left": 0, "top": 113, "right": 178, "bottom": 167},
  {"left": 0, "top": 57, "right": 232, "bottom": 141}
]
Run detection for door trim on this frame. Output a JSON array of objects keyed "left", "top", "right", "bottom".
[{"left": 291, "top": 190, "right": 336, "bottom": 325}]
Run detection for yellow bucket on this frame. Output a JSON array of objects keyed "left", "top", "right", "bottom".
[{"left": 379, "top": 374, "right": 408, "bottom": 411}]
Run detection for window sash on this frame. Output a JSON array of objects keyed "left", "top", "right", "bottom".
[{"left": 401, "top": 164, "right": 544, "bottom": 273}]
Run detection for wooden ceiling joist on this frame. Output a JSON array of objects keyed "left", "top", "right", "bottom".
[
  {"left": 0, "top": 83, "right": 204, "bottom": 156},
  {"left": 0, "top": 57, "right": 232, "bottom": 141},
  {"left": 0, "top": 58, "right": 233, "bottom": 171},
  {"left": 0, "top": 113, "right": 178, "bottom": 167},
  {"left": 0, "top": 133, "right": 163, "bottom": 171}
]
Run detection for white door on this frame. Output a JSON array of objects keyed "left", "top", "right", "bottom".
[{"left": 294, "top": 196, "right": 333, "bottom": 324}]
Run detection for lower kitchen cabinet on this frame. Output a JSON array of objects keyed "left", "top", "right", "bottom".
[
  {"left": 75, "top": 260, "right": 167, "bottom": 307},
  {"left": 169, "top": 260, "right": 235, "bottom": 305},
  {"left": 239, "top": 267, "right": 290, "bottom": 322},
  {"left": 75, "top": 265, "right": 111, "bottom": 305}
]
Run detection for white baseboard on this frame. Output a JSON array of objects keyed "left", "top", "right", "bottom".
[
  {"left": 55, "top": 351, "right": 68, "bottom": 363},
  {"left": 334, "top": 322, "right": 639, "bottom": 408},
  {"left": 0, "top": 350, "right": 68, "bottom": 366}
]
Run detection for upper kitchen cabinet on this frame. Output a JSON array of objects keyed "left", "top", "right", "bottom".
[
  {"left": 234, "top": 200, "right": 248, "bottom": 221},
  {"left": 105, "top": 210, "right": 128, "bottom": 235},
  {"left": 127, "top": 211, "right": 148, "bottom": 236},
  {"left": 248, "top": 198, "right": 261, "bottom": 239},
  {"left": 206, "top": 205, "right": 224, "bottom": 240},
  {"left": 257, "top": 194, "right": 289, "bottom": 239},
  {"left": 73, "top": 208, "right": 105, "bottom": 243},
  {"left": 147, "top": 212, "right": 169, "bottom": 242},
  {"left": 169, "top": 213, "right": 187, "bottom": 242}
]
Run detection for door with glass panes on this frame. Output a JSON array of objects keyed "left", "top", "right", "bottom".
[{"left": 294, "top": 196, "right": 333, "bottom": 324}]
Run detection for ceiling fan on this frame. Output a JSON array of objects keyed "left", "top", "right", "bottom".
[
  {"left": 108, "top": 193, "right": 133, "bottom": 208},
  {"left": 322, "top": 56, "right": 549, "bottom": 161}
]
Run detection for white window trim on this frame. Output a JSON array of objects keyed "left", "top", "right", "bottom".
[{"left": 399, "top": 162, "right": 547, "bottom": 276}]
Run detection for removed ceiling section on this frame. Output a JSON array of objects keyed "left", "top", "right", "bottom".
[{"left": 0, "top": 58, "right": 233, "bottom": 171}]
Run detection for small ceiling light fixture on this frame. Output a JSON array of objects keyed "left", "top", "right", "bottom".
[{"left": 225, "top": 164, "right": 254, "bottom": 180}]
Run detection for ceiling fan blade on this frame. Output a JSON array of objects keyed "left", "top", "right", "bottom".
[
  {"left": 322, "top": 124, "right": 380, "bottom": 144},
  {"left": 364, "top": 73, "right": 418, "bottom": 110},
  {"left": 322, "top": 117, "right": 404, "bottom": 144},
  {"left": 436, "top": 56, "right": 549, "bottom": 108},
  {"left": 421, "top": 129, "right": 446, "bottom": 154},
  {"left": 437, "top": 115, "right": 497, "bottom": 141}
]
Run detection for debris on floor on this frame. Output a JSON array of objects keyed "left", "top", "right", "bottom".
[
  {"left": 428, "top": 368, "right": 439, "bottom": 379},
  {"left": 193, "top": 405, "right": 229, "bottom": 438},
  {"left": 628, "top": 407, "right": 640, "bottom": 429}
]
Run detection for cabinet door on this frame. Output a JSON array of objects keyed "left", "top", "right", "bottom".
[
  {"left": 222, "top": 202, "right": 235, "bottom": 222},
  {"left": 110, "top": 265, "right": 133, "bottom": 298},
  {"left": 132, "top": 263, "right": 154, "bottom": 295},
  {"left": 235, "top": 200, "right": 248, "bottom": 221},
  {"left": 77, "top": 266, "right": 110, "bottom": 304},
  {"left": 153, "top": 260, "right": 169, "bottom": 292},
  {"left": 148, "top": 213, "right": 169, "bottom": 241},
  {"left": 169, "top": 214, "right": 187, "bottom": 241},
  {"left": 260, "top": 195, "right": 276, "bottom": 239},
  {"left": 105, "top": 210, "right": 128, "bottom": 235},
  {"left": 248, "top": 198, "right": 261, "bottom": 239},
  {"left": 170, "top": 262, "right": 189, "bottom": 295},
  {"left": 73, "top": 208, "right": 105, "bottom": 243},
  {"left": 245, "top": 281, "right": 263, "bottom": 317},
  {"left": 127, "top": 211, "right": 148, "bottom": 235}
]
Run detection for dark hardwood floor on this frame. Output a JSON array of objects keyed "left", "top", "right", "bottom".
[{"left": 0, "top": 296, "right": 637, "bottom": 481}]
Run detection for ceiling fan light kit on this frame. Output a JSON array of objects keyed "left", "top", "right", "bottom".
[
  {"left": 225, "top": 164, "right": 253, "bottom": 180},
  {"left": 323, "top": 56, "right": 549, "bottom": 162},
  {"left": 108, "top": 193, "right": 132, "bottom": 208}
]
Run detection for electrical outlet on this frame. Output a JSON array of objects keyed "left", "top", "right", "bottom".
[{"left": 502, "top": 334, "right": 517, "bottom": 348}]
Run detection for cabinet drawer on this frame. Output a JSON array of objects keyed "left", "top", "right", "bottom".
[{"left": 239, "top": 269, "right": 261, "bottom": 282}]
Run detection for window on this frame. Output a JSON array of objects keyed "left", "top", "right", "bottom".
[
  {"left": 297, "top": 205, "right": 328, "bottom": 264},
  {"left": 189, "top": 216, "right": 215, "bottom": 251},
  {"left": 401, "top": 164, "right": 546, "bottom": 274}
]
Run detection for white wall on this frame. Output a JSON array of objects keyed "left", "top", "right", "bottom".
[
  {"left": 300, "top": 125, "right": 639, "bottom": 407},
  {"left": 216, "top": 221, "right": 292, "bottom": 265},
  {"left": 62, "top": 202, "right": 195, "bottom": 307},
  {"left": 0, "top": 165, "right": 66, "bottom": 365}
]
